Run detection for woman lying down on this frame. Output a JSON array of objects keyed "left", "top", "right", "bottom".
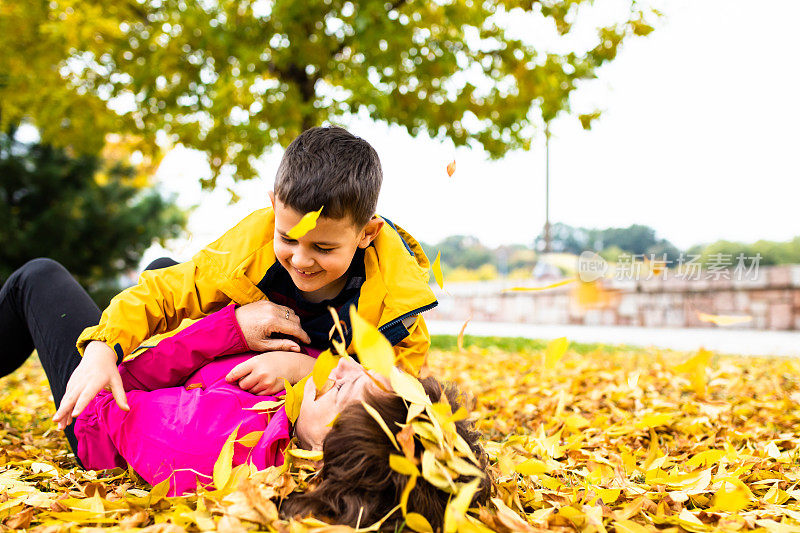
[{"left": 68, "top": 305, "right": 490, "bottom": 529}]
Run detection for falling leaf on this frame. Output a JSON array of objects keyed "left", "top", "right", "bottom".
[
  {"left": 697, "top": 311, "right": 753, "bottom": 326},
  {"left": 544, "top": 337, "right": 569, "bottom": 369},
  {"left": 457, "top": 316, "right": 471, "bottom": 352},
  {"left": 446, "top": 160, "right": 456, "bottom": 177},
  {"left": 432, "top": 251, "right": 444, "bottom": 289},
  {"left": 286, "top": 205, "right": 324, "bottom": 239},
  {"left": 350, "top": 306, "right": 394, "bottom": 377},
  {"left": 504, "top": 278, "right": 576, "bottom": 292}
]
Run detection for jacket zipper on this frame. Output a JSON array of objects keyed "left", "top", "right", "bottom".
[{"left": 379, "top": 301, "right": 438, "bottom": 333}]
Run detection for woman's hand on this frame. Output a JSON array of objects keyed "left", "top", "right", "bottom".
[
  {"left": 235, "top": 301, "right": 311, "bottom": 351},
  {"left": 225, "top": 351, "right": 316, "bottom": 395},
  {"left": 52, "top": 341, "right": 130, "bottom": 430}
]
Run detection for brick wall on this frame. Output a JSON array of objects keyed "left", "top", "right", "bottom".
[{"left": 427, "top": 265, "right": 800, "bottom": 330}]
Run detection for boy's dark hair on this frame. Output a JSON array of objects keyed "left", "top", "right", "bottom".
[
  {"left": 281, "top": 377, "right": 491, "bottom": 531},
  {"left": 274, "top": 126, "right": 383, "bottom": 228}
]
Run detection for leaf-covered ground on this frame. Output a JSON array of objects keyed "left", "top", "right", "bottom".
[{"left": 3, "top": 338, "right": 800, "bottom": 532}]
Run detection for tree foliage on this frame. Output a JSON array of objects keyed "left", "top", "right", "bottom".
[
  {"left": 0, "top": 128, "right": 186, "bottom": 305},
  {"left": 536, "top": 222, "right": 681, "bottom": 261},
  {"left": 0, "top": 0, "right": 659, "bottom": 187}
]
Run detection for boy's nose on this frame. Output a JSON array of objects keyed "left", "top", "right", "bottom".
[
  {"left": 331, "top": 356, "right": 361, "bottom": 379},
  {"left": 290, "top": 252, "right": 315, "bottom": 269}
]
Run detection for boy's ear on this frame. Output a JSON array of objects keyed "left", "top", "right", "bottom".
[
  {"left": 268, "top": 190, "right": 276, "bottom": 208},
  {"left": 358, "top": 217, "right": 384, "bottom": 248}
]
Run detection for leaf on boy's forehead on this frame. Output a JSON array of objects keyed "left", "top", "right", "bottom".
[
  {"left": 312, "top": 349, "right": 340, "bottom": 394},
  {"left": 286, "top": 205, "right": 324, "bottom": 239},
  {"left": 544, "top": 337, "right": 569, "bottom": 369},
  {"left": 432, "top": 251, "right": 444, "bottom": 289},
  {"left": 213, "top": 424, "right": 241, "bottom": 491},
  {"left": 362, "top": 401, "right": 400, "bottom": 451},
  {"left": 350, "top": 306, "right": 393, "bottom": 377},
  {"left": 390, "top": 368, "right": 431, "bottom": 406},
  {"left": 446, "top": 160, "right": 456, "bottom": 177}
]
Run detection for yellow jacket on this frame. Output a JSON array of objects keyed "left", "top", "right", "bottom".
[{"left": 77, "top": 208, "right": 437, "bottom": 372}]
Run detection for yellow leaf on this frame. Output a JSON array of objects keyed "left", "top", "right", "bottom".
[
  {"left": 286, "top": 205, "right": 324, "bottom": 239},
  {"left": 456, "top": 316, "right": 471, "bottom": 352},
  {"left": 697, "top": 311, "right": 752, "bottom": 326},
  {"left": 713, "top": 486, "right": 750, "bottom": 513},
  {"left": 362, "top": 401, "right": 400, "bottom": 451},
  {"left": 443, "top": 478, "right": 481, "bottom": 533},
  {"left": 432, "top": 250, "right": 444, "bottom": 289},
  {"left": 390, "top": 368, "right": 431, "bottom": 406},
  {"left": 350, "top": 306, "right": 393, "bottom": 377},
  {"left": 288, "top": 449, "right": 324, "bottom": 461},
  {"left": 311, "top": 349, "right": 340, "bottom": 393},
  {"left": 390, "top": 454, "right": 419, "bottom": 477},
  {"left": 212, "top": 424, "right": 241, "bottom": 491},
  {"left": 406, "top": 511, "right": 433, "bottom": 533},
  {"left": 515, "top": 458, "right": 551, "bottom": 476},
  {"left": 613, "top": 519, "right": 651, "bottom": 533},
  {"left": 595, "top": 488, "right": 620, "bottom": 504},
  {"left": 400, "top": 473, "right": 418, "bottom": 517},
  {"left": 674, "top": 348, "right": 712, "bottom": 374},
  {"left": 243, "top": 399, "right": 284, "bottom": 411},
  {"left": 237, "top": 431, "right": 264, "bottom": 447},
  {"left": 504, "top": 278, "right": 576, "bottom": 292},
  {"left": 544, "top": 337, "right": 569, "bottom": 369},
  {"left": 283, "top": 375, "right": 309, "bottom": 424},
  {"left": 636, "top": 412, "right": 673, "bottom": 429}
]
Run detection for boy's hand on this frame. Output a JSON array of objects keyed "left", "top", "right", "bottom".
[
  {"left": 225, "top": 351, "right": 316, "bottom": 395},
  {"left": 53, "top": 341, "right": 130, "bottom": 430},
  {"left": 235, "top": 301, "right": 311, "bottom": 351}
]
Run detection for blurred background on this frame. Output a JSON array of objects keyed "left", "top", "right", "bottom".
[{"left": 2, "top": 0, "right": 798, "bottom": 354}]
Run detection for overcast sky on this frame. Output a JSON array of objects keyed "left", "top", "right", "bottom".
[{"left": 151, "top": 0, "right": 800, "bottom": 264}]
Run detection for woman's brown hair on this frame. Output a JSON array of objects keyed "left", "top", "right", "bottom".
[{"left": 281, "top": 376, "right": 490, "bottom": 530}]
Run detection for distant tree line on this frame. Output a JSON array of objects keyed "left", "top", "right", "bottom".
[{"left": 422, "top": 223, "right": 800, "bottom": 279}]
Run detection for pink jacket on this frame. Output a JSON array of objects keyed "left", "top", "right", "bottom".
[{"left": 74, "top": 305, "right": 292, "bottom": 496}]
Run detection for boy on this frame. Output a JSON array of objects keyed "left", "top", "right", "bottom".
[{"left": 53, "top": 126, "right": 437, "bottom": 430}]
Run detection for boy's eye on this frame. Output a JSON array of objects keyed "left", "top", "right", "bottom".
[
  {"left": 315, "top": 246, "right": 334, "bottom": 253},
  {"left": 279, "top": 235, "right": 296, "bottom": 244}
]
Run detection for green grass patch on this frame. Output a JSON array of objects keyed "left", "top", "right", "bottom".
[{"left": 430, "top": 334, "right": 642, "bottom": 355}]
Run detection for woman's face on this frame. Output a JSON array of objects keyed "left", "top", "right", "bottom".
[{"left": 295, "top": 357, "right": 385, "bottom": 450}]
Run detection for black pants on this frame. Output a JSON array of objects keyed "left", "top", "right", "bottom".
[{"left": 0, "top": 257, "right": 178, "bottom": 462}]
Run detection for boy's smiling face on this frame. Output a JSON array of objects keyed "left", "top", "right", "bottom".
[{"left": 270, "top": 192, "right": 383, "bottom": 303}]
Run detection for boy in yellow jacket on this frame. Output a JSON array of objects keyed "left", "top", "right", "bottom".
[{"left": 53, "top": 126, "right": 437, "bottom": 430}]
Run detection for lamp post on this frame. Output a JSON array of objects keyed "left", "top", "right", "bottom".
[{"left": 543, "top": 122, "right": 551, "bottom": 254}]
